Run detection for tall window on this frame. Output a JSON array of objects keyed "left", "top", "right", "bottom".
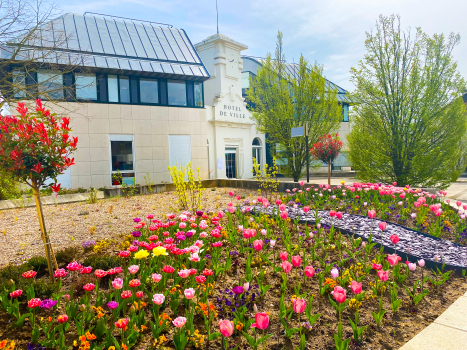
[
  {"left": 108, "top": 75, "right": 119, "bottom": 102},
  {"left": 12, "top": 70, "right": 26, "bottom": 98},
  {"left": 252, "top": 138, "right": 262, "bottom": 171},
  {"left": 140, "top": 79, "right": 159, "bottom": 104},
  {"left": 75, "top": 73, "right": 97, "bottom": 100},
  {"left": 194, "top": 82, "right": 203, "bottom": 107},
  {"left": 342, "top": 104, "right": 349, "bottom": 122},
  {"left": 37, "top": 70, "right": 64, "bottom": 100},
  {"left": 109, "top": 135, "right": 135, "bottom": 186},
  {"left": 168, "top": 80, "right": 187, "bottom": 106},
  {"left": 119, "top": 76, "right": 130, "bottom": 103}
]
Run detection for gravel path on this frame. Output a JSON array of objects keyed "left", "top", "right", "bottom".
[
  {"left": 0, "top": 187, "right": 255, "bottom": 268},
  {"left": 251, "top": 205, "right": 467, "bottom": 269}
]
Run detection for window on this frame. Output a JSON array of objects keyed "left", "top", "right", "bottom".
[
  {"left": 119, "top": 76, "right": 130, "bottom": 103},
  {"left": 109, "top": 135, "right": 135, "bottom": 186},
  {"left": 252, "top": 138, "right": 262, "bottom": 172},
  {"left": 140, "top": 79, "right": 159, "bottom": 104},
  {"left": 342, "top": 104, "right": 349, "bottom": 122},
  {"left": 169, "top": 135, "right": 191, "bottom": 167},
  {"left": 194, "top": 82, "right": 203, "bottom": 107},
  {"left": 37, "top": 69, "right": 64, "bottom": 100},
  {"left": 241, "top": 72, "right": 251, "bottom": 90},
  {"left": 12, "top": 70, "right": 26, "bottom": 98},
  {"left": 168, "top": 80, "right": 187, "bottom": 106},
  {"left": 108, "top": 75, "right": 119, "bottom": 102},
  {"left": 75, "top": 73, "right": 97, "bottom": 100}
]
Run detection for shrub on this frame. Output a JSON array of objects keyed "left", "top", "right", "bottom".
[
  {"left": 0, "top": 169, "right": 21, "bottom": 200},
  {"left": 55, "top": 247, "right": 78, "bottom": 265},
  {"left": 27, "top": 256, "right": 49, "bottom": 273},
  {"left": 168, "top": 161, "right": 204, "bottom": 213},
  {"left": 32, "top": 280, "right": 59, "bottom": 298},
  {"left": 83, "top": 255, "right": 123, "bottom": 271}
]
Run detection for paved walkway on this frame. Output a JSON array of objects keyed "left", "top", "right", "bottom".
[{"left": 399, "top": 290, "right": 467, "bottom": 350}]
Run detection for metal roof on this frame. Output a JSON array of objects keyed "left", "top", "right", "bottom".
[
  {"left": 2, "top": 13, "right": 209, "bottom": 80},
  {"left": 242, "top": 56, "right": 352, "bottom": 104}
]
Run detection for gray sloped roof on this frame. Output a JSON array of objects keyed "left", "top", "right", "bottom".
[
  {"left": 2, "top": 13, "right": 209, "bottom": 80},
  {"left": 242, "top": 56, "right": 352, "bottom": 104}
]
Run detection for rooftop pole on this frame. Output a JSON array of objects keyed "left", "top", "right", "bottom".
[{"left": 216, "top": 0, "right": 219, "bottom": 34}]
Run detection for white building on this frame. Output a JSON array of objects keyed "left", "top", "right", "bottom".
[{"left": 195, "top": 34, "right": 266, "bottom": 179}]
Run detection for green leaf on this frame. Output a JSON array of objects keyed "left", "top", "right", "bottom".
[{"left": 209, "top": 332, "right": 221, "bottom": 341}]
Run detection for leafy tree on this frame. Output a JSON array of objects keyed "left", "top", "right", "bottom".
[
  {"left": 0, "top": 100, "right": 78, "bottom": 280},
  {"left": 310, "top": 134, "right": 343, "bottom": 185},
  {"left": 246, "top": 31, "right": 342, "bottom": 182},
  {"left": 348, "top": 15, "right": 467, "bottom": 188}
]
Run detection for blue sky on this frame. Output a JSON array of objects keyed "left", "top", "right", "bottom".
[{"left": 57, "top": 0, "right": 467, "bottom": 91}]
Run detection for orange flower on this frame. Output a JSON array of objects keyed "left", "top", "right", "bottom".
[
  {"left": 122, "top": 344, "right": 127, "bottom": 350},
  {"left": 79, "top": 335, "right": 86, "bottom": 343},
  {"left": 0, "top": 340, "right": 8, "bottom": 350}
]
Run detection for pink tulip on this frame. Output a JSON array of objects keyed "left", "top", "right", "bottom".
[
  {"left": 281, "top": 261, "right": 292, "bottom": 274},
  {"left": 128, "top": 265, "right": 139, "bottom": 274},
  {"left": 152, "top": 293, "right": 165, "bottom": 305},
  {"left": 292, "top": 298, "right": 306, "bottom": 313},
  {"left": 304, "top": 266, "right": 315, "bottom": 278},
  {"left": 151, "top": 273, "right": 162, "bottom": 283},
  {"left": 172, "top": 316, "right": 187, "bottom": 328},
  {"left": 336, "top": 211, "right": 343, "bottom": 219},
  {"left": 377, "top": 270, "right": 389, "bottom": 281},
  {"left": 291, "top": 255, "right": 301, "bottom": 267},
  {"left": 253, "top": 240, "right": 263, "bottom": 251},
  {"left": 184, "top": 288, "right": 195, "bottom": 299},
  {"left": 350, "top": 280, "right": 362, "bottom": 294},
  {"left": 303, "top": 206, "right": 310, "bottom": 213},
  {"left": 408, "top": 263, "right": 417, "bottom": 272},
  {"left": 368, "top": 210, "right": 376, "bottom": 219},
  {"left": 178, "top": 269, "right": 191, "bottom": 278},
  {"left": 251, "top": 312, "right": 269, "bottom": 330},
  {"left": 329, "top": 210, "right": 336, "bottom": 217},
  {"left": 243, "top": 282, "right": 250, "bottom": 292},
  {"left": 279, "top": 252, "right": 289, "bottom": 261},
  {"left": 280, "top": 211, "right": 288, "bottom": 219},
  {"left": 456, "top": 201, "right": 462, "bottom": 207},
  {"left": 219, "top": 319, "right": 234, "bottom": 337},
  {"left": 112, "top": 278, "right": 123, "bottom": 289},
  {"left": 388, "top": 254, "right": 401, "bottom": 266},
  {"left": 331, "top": 268, "right": 339, "bottom": 279},
  {"left": 331, "top": 286, "right": 347, "bottom": 303},
  {"left": 378, "top": 222, "right": 387, "bottom": 231},
  {"left": 418, "top": 259, "right": 425, "bottom": 267}
]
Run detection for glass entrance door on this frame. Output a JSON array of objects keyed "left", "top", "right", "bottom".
[{"left": 225, "top": 148, "right": 237, "bottom": 179}]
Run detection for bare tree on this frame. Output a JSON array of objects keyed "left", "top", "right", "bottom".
[{"left": 0, "top": 0, "right": 91, "bottom": 110}]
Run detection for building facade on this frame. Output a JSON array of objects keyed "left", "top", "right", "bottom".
[
  {"left": 195, "top": 34, "right": 265, "bottom": 180},
  {"left": 2, "top": 13, "right": 211, "bottom": 188},
  {"left": 241, "top": 56, "right": 352, "bottom": 172}
]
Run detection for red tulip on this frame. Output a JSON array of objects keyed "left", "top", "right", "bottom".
[
  {"left": 331, "top": 286, "right": 346, "bottom": 303},
  {"left": 304, "top": 266, "right": 315, "bottom": 278},
  {"left": 291, "top": 255, "right": 301, "bottom": 267},
  {"left": 372, "top": 263, "right": 382, "bottom": 271},
  {"left": 57, "top": 314, "right": 68, "bottom": 323},
  {"left": 279, "top": 252, "right": 289, "bottom": 261},
  {"left": 329, "top": 210, "right": 336, "bottom": 217},
  {"left": 251, "top": 312, "right": 269, "bottom": 330},
  {"left": 336, "top": 211, "right": 343, "bottom": 219},
  {"left": 281, "top": 261, "right": 292, "bottom": 274},
  {"left": 253, "top": 240, "right": 263, "bottom": 251},
  {"left": 390, "top": 235, "right": 399, "bottom": 244}
]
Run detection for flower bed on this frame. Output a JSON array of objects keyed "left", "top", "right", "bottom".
[{"left": 0, "top": 182, "right": 466, "bottom": 350}]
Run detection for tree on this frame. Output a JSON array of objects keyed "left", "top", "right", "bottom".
[
  {"left": 348, "top": 15, "right": 467, "bottom": 188},
  {"left": 0, "top": 0, "right": 87, "bottom": 109},
  {"left": 0, "top": 99, "right": 77, "bottom": 280},
  {"left": 310, "top": 134, "right": 343, "bottom": 185},
  {"left": 246, "top": 31, "right": 342, "bottom": 182}
]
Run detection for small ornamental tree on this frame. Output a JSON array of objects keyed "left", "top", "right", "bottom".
[
  {"left": 310, "top": 134, "right": 343, "bottom": 185},
  {"left": 0, "top": 100, "right": 77, "bottom": 280}
]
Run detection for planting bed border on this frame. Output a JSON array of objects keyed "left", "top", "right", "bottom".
[{"left": 249, "top": 205, "right": 467, "bottom": 272}]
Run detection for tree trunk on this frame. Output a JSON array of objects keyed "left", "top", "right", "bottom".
[
  {"left": 328, "top": 162, "right": 331, "bottom": 185},
  {"left": 31, "top": 175, "right": 57, "bottom": 282}
]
